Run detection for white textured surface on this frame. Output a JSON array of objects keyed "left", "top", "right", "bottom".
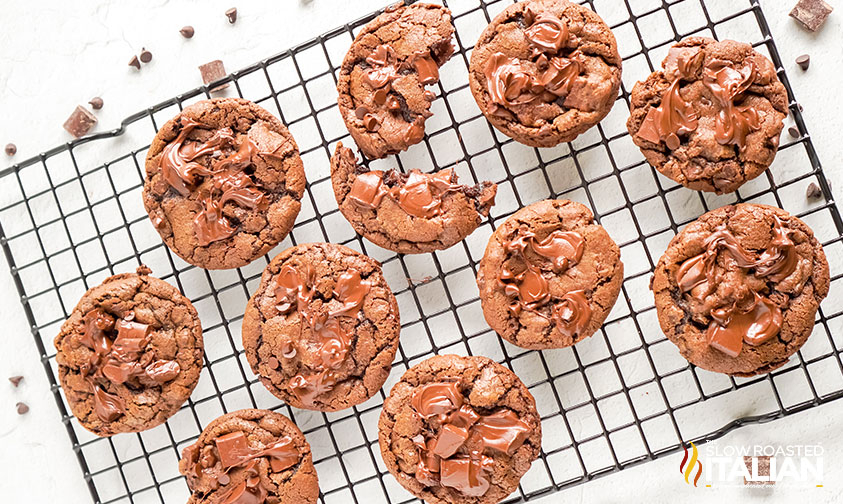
[{"left": 1, "top": 0, "right": 841, "bottom": 502}]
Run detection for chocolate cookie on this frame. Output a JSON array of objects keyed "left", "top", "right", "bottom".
[
  {"left": 627, "top": 38, "right": 788, "bottom": 194},
  {"left": 653, "top": 204, "right": 829, "bottom": 376},
  {"left": 242, "top": 243, "right": 400, "bottom": 411},
  {"left": 54, "top": 266, "right": 203, "bottom": 437},
  {"left": 142, "top": 98, "right": 306, "bottom": 270},
  {"left": 477, "top": 199, "right": 623, "bottom": 349},
  {"left": 379, "top": 354, "right": 541, "bottom": 504},
  {"left": 468, "top": 0, "right": 622, "bottom": 147},
  {"left": 336, "top": 3, "right": 455, "bottom": 159},
  {"left": 330, "top": 143, "right": 497, "bottom": 254},
  {"left": 179, "top": 408, "right": 319, "bottom": 504}
]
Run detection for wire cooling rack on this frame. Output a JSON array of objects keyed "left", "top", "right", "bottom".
[{"left": 2, "top": 0, "right": 842, "bottom": 502}]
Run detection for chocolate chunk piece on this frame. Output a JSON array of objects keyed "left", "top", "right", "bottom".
[
  {"left": 89, "top": 97, "right": 103, "bottom": 110},
  {"left": 4, "top": 143, "right": 16, "bottom": 156},
  {"left": 129, "top": 55, "right": 141, "bottom": 69},
  {"left": 140, "top": 48, "right": 153, "bottom": 63},
  {"left": 9, "top": 376, "right": 23, "bottom": 387},
  {"left": 806, "top": 182, "right": 822, "bottom": 199},
  {"left": 225, "top": 7, "right": 237, "bottom": 23},
  {"left": 63, "top": 105, "right": 97, "bottom": 138},
  {"left": 789, "top": 0, "right": 833, "bottom": 32},
  {"left": 198, "top": 60, "right": 229, "bottom": 91},
  {"left": 180, "top": 25, "right": 195, "bottom": 38},
  {"left": 16, "top": 402, "right": 29, "bottom": 415},
  {"left": 796, "top": 54, "right": 810, "bottom": 70}
]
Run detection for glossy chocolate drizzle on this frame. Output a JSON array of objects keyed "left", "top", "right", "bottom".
[
  {"left": 637, "top": 46, "right": 703, "bottom": 150},
  {"left": 483, "top": 9, "right": 582, "bottom": 117},
  {"left": 348, "top": 167, "right": 464, "bottom": 218},
  {"left": 497, "top": 226, "right": 592, "bottom": 337},
  {"left": 358, "top": 42, "right": 445, "bottom": 146},
  {"left": 675, "top": 216, "right": 799, "bottom": 357},
  {"left": 78, "top": 309, "right": 180, "bottom": 422},
  {"left": 272, "top": 263, "right": 371, "bottom": 406},
  {"left": 703, "top": 59, "right": 760, "bottom": 150},
  {"left": 183, "top": 429, "right": 300, "bottom": 503},
  {"left": 410, "top": 382, "right": 532, "bottom": 497},
  {"left": 159, "top": 119, "right": 270, "bottom": 246}
]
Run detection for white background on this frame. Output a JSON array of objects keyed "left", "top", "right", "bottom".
[{"left": 1, "top": 0, "right": 841, "bottom": 502}]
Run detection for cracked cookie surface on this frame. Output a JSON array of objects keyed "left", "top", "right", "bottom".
[
  {"left": 330, "top": 142, "right": 497, "bottom": 254},
  {"left": 469, "top": 0, "right": 622, "bottom": 147},
  {"left": 337, "top": 3, "right": 455, "bottom": 159},
  {"left": 477, "top": 199, "right": 623, "bottom": 349},
  {"left": 627, "top": 37, "right": 788, "bottom": 194},
  {"left": 653, "top": 204, "right": 829, "bottom": 376},
  {"left": 142, "top": 98, "right": 306, "bottom": 270},
  {"left": 54, "top": 266, "right": 203, "bottom": 437},
  {"left": 379, "top": 354, "right": 541, "bottom": 504},
  {"left": 242, "top": 243, "right": 400, "bottom": 411},
  {"left": 179, "top": 408, "right": 318, "bottom": 504}
]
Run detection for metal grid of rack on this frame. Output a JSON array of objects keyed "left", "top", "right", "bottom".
[{"left": 1, "top": 0, "right": 842, "bottom": 502}]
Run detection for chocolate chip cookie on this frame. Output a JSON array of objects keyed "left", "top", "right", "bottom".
[
  {"left": 379, "top": 354, "right": 541, "bottom": 504},
  {"left": 653, "top": 204, "right": 829, "bottom": 376},
  {"left": 627, "top": 38, "right": 788, "bottom": 194},
  {"left": 477, "top": 199, "right": 623, "bottom": 349},
  {"left": 143, "top": 98, "right": 306, "bottom": 270},
  {"left": 242, "top": 243, "right": 400, "bottom": 411},
  {"left": 179, "top": 408, "right": 319, "bottom": 504},
  {"left": 469, "top": 0, "right": 622, "bottom": 147},
  {"left": 54, "top": 266, "right": 203, "bottom": 437},
  {"left": 330, "top": 143, "right": 497, "bottom": 254},
  {"left": 337, "top": 3, "right": 455, "bottom": 159}
]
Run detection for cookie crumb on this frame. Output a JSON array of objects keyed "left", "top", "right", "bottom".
[{"left": 136, "top": 264, "right": 153, "bottom": 276}]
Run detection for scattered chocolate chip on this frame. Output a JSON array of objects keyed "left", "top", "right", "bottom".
[
  {"left": 796, "top": 54, "right": 810, "bottom": 70},
  {"left": 4, "top": 143, "right": 16, "bottom": 156},
  {"left": 128, "top": 55, "right": 141, "bottom": 70},
  {"left": 140, "top": 48, "right": 153, "bottom": 63},
  {"left": 225, "top": 7, "right": 238, "bottom": 23},
  {"left": 797, "top": 103, "right": 804, "bottom": 112},
  {"left": 88, "top": 97, "right": 104, "bottom": 110},
  {"left": 362, "top": 113, "right": 381, "bottom": 132},
  {"left": 789, "top": 0, "right": 833, "bottom": 32},
  {"left": 63, "top": 105, "right": 98, "bottom": 138},
  {"left": 180, "top": 25, "right": 195, "bottom": 38},
  {"left": 198, "top": 60, "right": 229, "bottom": 91},
  {"left": 218, "top": 473, "right": 230, "bottom": 485},
  {"left": 8, "top": 376, "right": 23, "bottom": 387},
  {"left": 788, "top": 126, "right": 799, "bottom": 138},
  {"left": 16, "top": 402, "right": 29, "bottom": 415},
  {"left": 806, "top": 182, "right": 822, "bottom": 199}
]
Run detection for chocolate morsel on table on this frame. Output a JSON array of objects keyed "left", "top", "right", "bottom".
[
  {"left": 128, "top": 55, "right": 141, "bottom": 69},
  {"left": 789, "top": 0, "right": 833, "bottom": 32},
  {"left": 198, "top": 59, "right": 229, "bottom": 91},
  {"left": 88, "top": 97, "right": 104, "bottom": 110},
  {"left": 63, "top": 105, "right": 98, "bottom": 138},
  {"left": 4, "top": 143, "right": 16, "bottom": 156},
  {"left": 180, "top": 25, "right": 195, "bottom": 38}
]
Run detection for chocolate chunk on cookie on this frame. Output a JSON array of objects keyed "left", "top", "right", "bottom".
[
  {"left": 477, "top": 199, "right": 623, "bottom": 349},
  {"left": 653, "top": 204, "right": 829, "bottom": 376},
  {"left": 142, "top": 98, "right": 306, "bottom": 270},
  {"left": 179, "top": 408, "right": 319, "bottom": 504},
  {"left": 330, "top": 143, "right": 497, "bottom": 254},
  {"left": 242, "top": 243, "right": 400, "bottom": 411},
  {"left": 337, "top": 3, "right": 455, "bottom": 159},
  {"left": 379, "top": 354, "right": 541, "bottom": 504},
  {"left": 627, "top": 38, "right": 788, "bottom": 194},
  {"left": 54, "top": 266, "right": 203, "bottom": 436},
  {"left": 469, "top": 0, "right": 622, "bottom": 147}
]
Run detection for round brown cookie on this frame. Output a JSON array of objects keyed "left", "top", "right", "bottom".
[
  {"left": 468, "top": 0, "right": 622, "bottom": 148},
  {"left": 627, "top": 37, "right": 788, "bottom": 194},
  {"left": 179, "top": 408, "right": 319, "bottom": 504},
  {"left": 379, "top": 354, "right": 541, "bottom": 504},
  {"left": 242, "top": 243, "right": 400, "bottom": 411},
  {"left": 142, "top": 97, "right": 306, "bottom": 270},
  {"left": 54, "top": 265, "right": 203, "bottom": 437},
  {"left": 653, "top": 204, "right": 829, "bottom": 376},
  {"left": 330, "top": 142, "right": 497, "bottom": 254},
  {"left": 336, "top": 3, "right": 455, "bottom": 159},
  {"left": 477, "top": 199, "right": 623, "bottom": 349}
]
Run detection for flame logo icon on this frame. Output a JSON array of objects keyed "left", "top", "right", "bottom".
[{"left": 679, "top": 442, "right": 703, "bottom": 486}]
